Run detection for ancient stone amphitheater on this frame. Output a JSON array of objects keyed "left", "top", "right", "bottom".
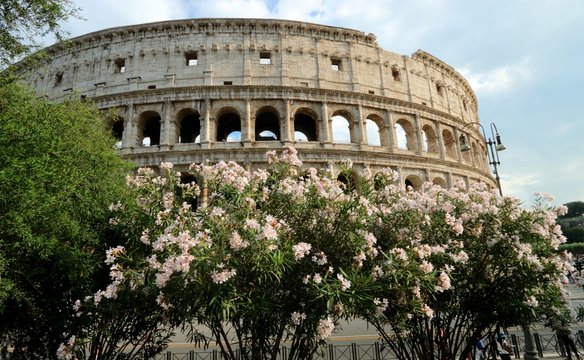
[{"left": 14, "top": 18, "right": 495, "bottom": 191}]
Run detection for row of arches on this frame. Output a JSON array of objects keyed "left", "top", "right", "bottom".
[{"left": 108, "top": 103, "right": 488, "bottom": 171}]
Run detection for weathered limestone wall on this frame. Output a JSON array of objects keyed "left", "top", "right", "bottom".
[{"left": 14, "top": 18, "right": 493, "bottom": 191}]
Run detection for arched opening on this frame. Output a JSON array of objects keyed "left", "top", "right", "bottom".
[
  {"left": 216, "top": 108, "right": 242, "bottom": 142},
  {"left": 332, "top": 111, "right": 353, "bottom": 144},
  {"left": 471, "top": 140, "right": 485, "bottom": 169},
  {"left": 432, "top": 177, "right": 447, "bottom": 188},
  {"left": 255, "top": 107, "right": 280, "bottom": 141},
  {"left": 177, "top": 110, "right": 201, "bottom": 144},
  {"left": 294, "top": 109, "right": 318, "bottom": 142},
  {"left": 373, "top": 172, "right": 386, "bottom": 190},
  {"left": 395, "top": 122, "right": 408, "bottom": 150},
  {"left": 108, "top": 115, "right": 124, "bottom": 149},
  {"left": 442, "top": 129, "right": 457, "bottom": 158},
  {"left": 365, "top": 119, "right": 381, "bottom": 146},
  {"left": 337, "top": 171, "right": 358, "bottom": 193},
  {"left": 404, "top": 175, "right": 423, "bottom": 191},
  {"left": 421, "top": 125, "right": 438, "bottom": 154},
  {"left": 138, "top": 111, "right": 161, "bottom": 147}
]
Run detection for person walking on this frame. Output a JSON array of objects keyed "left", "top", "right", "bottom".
[
  {"left": 496, "top": 333, "right": 512, "bottom": 360},
  {"left": 475, "top": 334, "right": 487, "bottom": 360}
]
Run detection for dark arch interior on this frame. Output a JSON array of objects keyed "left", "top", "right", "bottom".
[
  {"left": 142, "top": 114, "right": 161, "bottom": 146},
  {"left": 255, "top": 111, "right": 280, "bottom": 141},
  {"left": 111, "top": 119, "right": 124, "bottom": 140},
  {"left": 294, "top": 113, "right": 317, "bottom": 141},
  {"left": 337, "top": 173, "right": 356, "bottom": 193},
  {"left": 180, "top": 113, "right": 201, "bottom": 143},
  {"left": 216, "top": 112, "right": 241, "bottom": 141}
]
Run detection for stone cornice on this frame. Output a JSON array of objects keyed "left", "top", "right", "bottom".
[{"left": 34, "top": 18, "right": 376, "bottom": 60}]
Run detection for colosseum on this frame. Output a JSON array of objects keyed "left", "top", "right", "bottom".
[{"left": 13, "top": 18, "right": 496, "bottom": 191}]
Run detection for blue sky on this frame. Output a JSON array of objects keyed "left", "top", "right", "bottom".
[{"left": 48, "top": 0, "right": 584, "bottom": 206}]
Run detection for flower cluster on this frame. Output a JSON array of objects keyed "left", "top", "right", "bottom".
[{"left": 65, "top": 148, "right": 569, "bottom": 360}]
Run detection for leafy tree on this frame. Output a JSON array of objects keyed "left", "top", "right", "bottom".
[
  {"left": 0, "top": 81, "right": 171, "bottom": 359},
  {"left": 63, "top": 149, "right": 568, "bottom": 360},
  {"left": 363, "top": 187, "right": 568, "bottom": 360},
  {"left": 559, "top": 201, "right": 584, "bottom": 219},
  {"left": 68, "top": 151, "right": 439, "bottom": 360},
  {"left": 563, "top": 227, "right": 584, "bottom": 244},
  {"left": 0, "top": 0, "right": 80, "bottom": 67}
]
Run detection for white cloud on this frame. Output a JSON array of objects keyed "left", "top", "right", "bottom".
[
  {"left": 500, "top": 172, "right": 541, "bottom": 203},
  {"left": 459, "top": 56, "right": 533, "bottom": 95},
  {"left": 185, "top": 0, "right": 271, "bottom": 19},
  {"left": 61, "top": 0, "right": 187, "bottom": 40}
]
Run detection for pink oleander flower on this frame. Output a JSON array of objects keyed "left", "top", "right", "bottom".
[
  {"left": 229, "top": 231, "right": 249, "bottom": 250},
  {"left": 337, "top": 273, "right": 351, "bottom": 291},
  {"left": 262, "top": 223, "right": 278, "bottom": 240},
  {"left": 525, "top": 295, "right": 539, "bottom": 307},
  {"left": 312, "top": 251, "right": 328, "bottom": 265},
  {"left": 105, "top": 245, "right": 125, "bottom": 265},
  {"left": 422, "top": 303, "right": 434, "bottom": 318},
  {"left": 436, "top": 271, "right": 451, "bottom": 292},
  {"left": 313, "top": 273, "right": 323, "bottom": 284},
  {"left": 374, "top": 298, "right": 389, "bottom": 315},
  {"left": 419, "top": 260, "right": 434, "bottom": 274},
  {"left": 291, "top": 311, "right": 307, "bottom": 325},
  {"left": 292, "top": 242, "right": 312, "bottom": 260},
  {"left": 244, "top": 218, "right": 261, "bottom": 231},
  {"left": 391, "top": 248, "right": 409, "bottom": 261},
  {"left": 372, "top": 265, "right": 384, "bottom": 279},
  {"left": 412, "top": 285, "right": 421, "bottom": 298},
  {"left": 316, "top": 316, "right": 335, "bottom": 340},
  {"left": 211, "top": 268, "right": 237, "bottom": 284},
  {"left": 353, "top": 251, "right": 366, "bottom": 267}
]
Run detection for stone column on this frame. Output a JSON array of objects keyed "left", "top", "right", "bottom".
[
  {"left": 321, "top": 102, "right": 331, "bottom": 144},
  {"left": 122, "top": 103, "right": 135, "bottom": 148},
  {"left": 357, "top": 104, "right": 366, "bottom": 145},
  {"left": 454, "top": 127, "right": 463, "bottom": 163},
  {"left": 242, "top": 99, "right": 253, "bottom": 146},
  {"left": 413, "top": 114, "right": 423, "bottom": 155},
  {"left": 436, "top": 122, "right": 445, "bottom": 159},
  {"left": 282, "top": 99, "right": 292, "bottom": 144},
  {"left": 161, "top": 99, "right": 174, "bottom": 147},
  {"left": 386, "top": 110, "right": 395, "bottom": 152},
  {"left": 200, "top": 99, "right": 211, "bottom": 149}
]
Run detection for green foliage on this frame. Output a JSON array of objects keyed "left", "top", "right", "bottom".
[
  {"left": 560, "top": 201, "right": 584, "bottom": 219},
  {"left": 0, "top": 0, "right": 80, "bottom": 67},
  {"left": 558, "top": 202, "right": 584, "bottom": 244},
  {"left": 559, "top": 243, "right": 584, "bottom": 255},
  {"left": 363, "top": 189, "right": 568, "bottom": 360},
  {"left": 0, "top": 81, "right": 134, "bottom": 358},
  {"left": 76, "top": 150, "right": 568, "bottom": 360}
]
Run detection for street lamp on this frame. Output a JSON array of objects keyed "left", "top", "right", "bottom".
[{"left": 459, "top": 122, "right": 506, "bottom": 196}]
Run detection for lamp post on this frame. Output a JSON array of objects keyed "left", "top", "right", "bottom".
[
  {"left": 460, "top": 122, "right": 539, "bottom": 360},
  {"left": 459, "top": 122, "right": 506, "bottom": 196}
]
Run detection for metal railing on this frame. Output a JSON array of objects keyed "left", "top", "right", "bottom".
[{"left": 156, "top": 332, "right": 584, "bottom": 360}]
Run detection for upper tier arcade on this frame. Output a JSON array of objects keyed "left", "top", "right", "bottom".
[{"left": 13, "top": 18, "right": 494, "bottom": 191}]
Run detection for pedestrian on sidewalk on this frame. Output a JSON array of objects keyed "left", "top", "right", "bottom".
[{"left": 496, "top": 332, "right": 512, "bottom": 360}]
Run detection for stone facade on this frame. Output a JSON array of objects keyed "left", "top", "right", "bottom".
[{"left": 14, "top": 18, "right": 494, "bottom": 190}]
